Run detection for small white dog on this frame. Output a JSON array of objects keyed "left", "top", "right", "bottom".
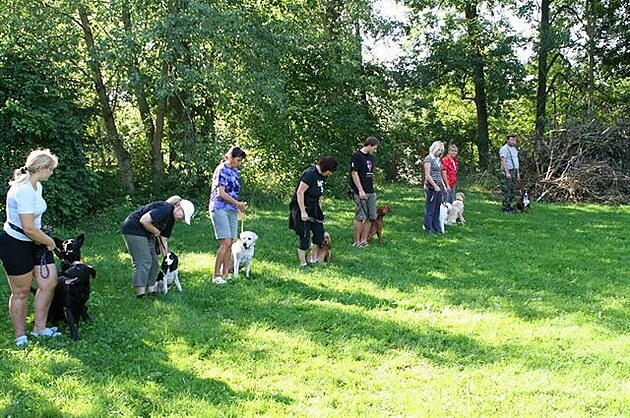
[
  {"left": 439, "top": 202, "right": 451, "bottom": 233},
  {"left": 446, "top": 192, "right": 466, "bottom": 225},
  {"left": 231, "top": 231, "right": 258, "bottom": 278}
]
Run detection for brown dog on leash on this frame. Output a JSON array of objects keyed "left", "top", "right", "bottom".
[
  {"left": 367, "top": 204, "right": 392, "bottom": 245},
  {"left": 319, "top": 232, "right": 332, "bottom": 263}
]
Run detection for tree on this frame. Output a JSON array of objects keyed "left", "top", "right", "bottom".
[
  {"left": 77, "top": 3, "right": 135, "bottom": 193},
  {"left": 401, "top": 0, "right": 524, "bottom": 169}
]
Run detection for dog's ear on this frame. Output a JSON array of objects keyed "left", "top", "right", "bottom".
[
  {"left": 76, "top": 233, "right": 85, "bottom": 247},
  {"left": 87, "top": 265, "right": 96, "bottom": 278},
  {"left": 253, "top": 233, "right": 259, "bottom": 241}
]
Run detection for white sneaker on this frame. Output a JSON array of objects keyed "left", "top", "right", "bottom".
[{"left": 212, "top": 276, "right": 227, "bottom": 285}]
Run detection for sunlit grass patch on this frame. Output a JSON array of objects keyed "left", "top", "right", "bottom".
[{"left": 1, "top": 184, "right": 628, "bottom": 416}]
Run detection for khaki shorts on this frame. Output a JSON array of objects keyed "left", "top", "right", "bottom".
[{"left": 354, "top": 193, "right": 377, "bottom": 221}]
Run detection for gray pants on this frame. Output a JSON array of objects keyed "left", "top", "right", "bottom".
[{"left": 122, "top": 234, "right": 158, "bottom": 288}]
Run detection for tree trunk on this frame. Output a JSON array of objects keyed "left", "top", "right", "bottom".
[
  {"left": 77, "top": 4, "right": 135, "bottom": 193},
  {"left": 535, "top": 0, "right": 552, "bottom": 150},
  {"left": 465, "top": 1, "right": 490, "bottom": 170},
  {"left": 154, "top": 62, "right": 169, "bottom": 164},
  {"left": 122, "top": 7, "right": 164, "bottom": 176},
  {"left": 586, "top": 0, "right": 596, "bottom": 118}
]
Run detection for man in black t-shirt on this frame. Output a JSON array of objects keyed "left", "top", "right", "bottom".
[{"left": 350, "top": 136, "right": 380, "bottom": 246}]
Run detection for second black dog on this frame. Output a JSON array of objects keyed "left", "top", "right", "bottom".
[
  {"left": 53, "top": 233, "right": 85, "bottom": 273},
  {"left": 47, "top": 262, "right": 96, "bottom": 341}
]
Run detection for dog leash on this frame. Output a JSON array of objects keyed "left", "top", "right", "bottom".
[
  {"left": 239, "top": 210, "right": 245, "bottom": 234},
  {"left": 358, "top": 198, "right": 369, "bottom": 224},
  {"left": 38, "top": 247, "right": 68, "bottom": 280}
]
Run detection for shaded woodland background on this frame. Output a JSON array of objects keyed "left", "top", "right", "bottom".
[{"left": 1, "top": 0, "right": 628, "bottom": 226}]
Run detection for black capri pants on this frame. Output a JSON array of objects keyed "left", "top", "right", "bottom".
[{"left": 296, "top": 220, "right": 325, "bottom": 251}]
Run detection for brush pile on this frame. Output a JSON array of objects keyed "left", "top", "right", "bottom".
[{"left": 528, "top": 120, "right": 630, "bottom": 204}]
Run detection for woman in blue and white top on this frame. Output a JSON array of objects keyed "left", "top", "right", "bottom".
[
  {"left": 423, "top": 141, "right": 450, "bottom": 233},
  {"left": 0, "top": 149, "right": 61, "bottom": 346},
  {"left": 208, "top": 146, "right": 247, "bottom": 285}
]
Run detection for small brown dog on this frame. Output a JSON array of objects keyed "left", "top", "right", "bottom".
[
  {"left": 367, "top": 204, "right": 392, "bottom": 245},
  {"left": 319, "top": 232, "right": 332, "bottom": 263}
]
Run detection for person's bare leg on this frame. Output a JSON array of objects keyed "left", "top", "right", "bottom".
[
  {"left": 298, "top": 248, "right": 308, "bottom": 266},
  {"left": 360, "top": 221, "right": 372, "bottom": 244},
  {"left": 32, "top": 264, "right": 57, "bottom": 333},
  {"left": 353, "top": 220, "right": 364, "bottom": 245},
  {"left": 7, "top": 272, "right": 32, "bottom": 338},
  {"left": 310, "top": 244, "right": 320, "bottom": 263},
  {"left": 220, "top": 239, "right": 233, "bottom": 279}
]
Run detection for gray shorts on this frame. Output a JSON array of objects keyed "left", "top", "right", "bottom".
[
  {"left": 354, "top": 193, "right": 377, "bottom": 221},
  {"left": 210, "top": 209, "right": 238, "bottom": 239}
]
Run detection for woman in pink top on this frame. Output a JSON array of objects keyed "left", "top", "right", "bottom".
[{"left": 441, "top": 144, "right": 459, "bottom": 203}]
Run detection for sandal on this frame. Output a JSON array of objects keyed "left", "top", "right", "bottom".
[
  {"left": 31, "top": 327, "right": 62, "bottom": 337},
  {"left": 15, "top": 335, "right": 28, "bottom": 347},
  {"left": 212, "top": 276, "right": 227, "bottom": 285}
]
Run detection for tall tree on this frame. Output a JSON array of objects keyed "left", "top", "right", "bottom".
[
  {"left": 121, "top": 6, "right": 164, "bottom": 176},
  {"left": 401, "top": 0, "right": 523, "bottom": 169},
  {"left": 464, "top": 0, "right": 490, "bottom": 169},
  {"left": 77, "top": 3, "right": 135, "bottom": 193}
]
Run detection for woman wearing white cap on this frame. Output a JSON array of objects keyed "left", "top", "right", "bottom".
[{"left": 121, "top": 195, "right": 194, "bottom": 298}]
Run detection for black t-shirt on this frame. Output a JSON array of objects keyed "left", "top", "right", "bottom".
[
  {"left": 291, "top": 166, "right": 324, "bottom": 213},
  {"left": 349, "top": 150, "right": 375, "bottom": 194},
  {"left": 121, "top": 201, "right": 175, "bottom": 238},
  {"left": 289, "top": 166, "right": 325, "bottom": 230}
]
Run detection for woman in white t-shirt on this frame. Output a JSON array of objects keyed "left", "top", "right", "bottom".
[{"left": 0, "top": 149, "right": 61, "bottom": 346}]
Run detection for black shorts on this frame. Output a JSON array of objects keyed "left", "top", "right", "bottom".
[{"left": 0, "top": 231, "right": 54, "bottom": 276}]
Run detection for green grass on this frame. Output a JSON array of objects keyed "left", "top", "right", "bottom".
[{"left": 1, "top": 184, "right": 629, "bottom": 417}]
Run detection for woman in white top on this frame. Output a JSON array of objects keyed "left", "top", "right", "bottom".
[{"left": 0, "top": 149, "right": 61, "bottom": 346}]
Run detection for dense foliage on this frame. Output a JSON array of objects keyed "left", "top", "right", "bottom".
[
  {"left": 1, "top": 0, "right": 628, "bottom": 227},
  {"left": 0, "top": 51, "right": 95, "bottom": 225}
]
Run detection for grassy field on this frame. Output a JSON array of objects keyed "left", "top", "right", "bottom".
[{"left": 1, "top": 184, "right": 629, "bottom": 417}]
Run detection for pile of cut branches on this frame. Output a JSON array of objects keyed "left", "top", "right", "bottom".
[{"left": 530, "top": 120, "right": 630, "bottom": 204}]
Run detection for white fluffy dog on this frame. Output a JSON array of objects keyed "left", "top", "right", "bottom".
[
  {"left": 439, "top": 202, "right": 451, "bottom": 233},
  {"left": 231, "top": 231, "right": 258, "bottom": 278},
  {"left": 446, "top": 192, "right": 466, "bottom": 225}
]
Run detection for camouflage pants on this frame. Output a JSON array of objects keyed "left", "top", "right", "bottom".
[{"left": 502, "top": 169, "right": 518, "bottom": 210}]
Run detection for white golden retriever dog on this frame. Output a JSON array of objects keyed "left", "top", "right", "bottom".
[
  {"left": 439, "top": 202, "right": 451, "bottom": 233},
  {"left": 231, "top": 231, "right": 258, "bottom": 278},
  {"left": 446, "top": 192, "right": 466, "bottom": 225}
]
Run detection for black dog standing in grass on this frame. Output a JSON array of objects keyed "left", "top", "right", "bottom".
[
  {"left": 47, "top": 262, "right": 96, "bottom": 340},
  {"left": 43, "top": 233, "right": 97, "bottom": 340}
]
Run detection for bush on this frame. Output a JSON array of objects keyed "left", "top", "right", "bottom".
[{"left": 0, "top": 51, "right": 96, "bottom": 227}]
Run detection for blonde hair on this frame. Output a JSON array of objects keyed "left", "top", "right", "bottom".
[
  {"left": 10, "top": 149, "right": 58, "bottom": 186},
  {"left": 166, "top": 195, "right": 182, "bottom": 205},
  {"left": 429, "top": 141, "right": 445, "bottom": 157}
]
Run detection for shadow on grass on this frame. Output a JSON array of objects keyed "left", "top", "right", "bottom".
[{"left": 1, "top": 184, "right": 628, "bottom": 415}]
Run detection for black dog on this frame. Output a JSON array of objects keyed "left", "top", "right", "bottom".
[
  {"left": 53, "top": 233, "right": 85, "bottom": 273},
  {"left": 47, "top": 262, "right": 96, "bottom": 340},
  {"left": 155, "top": 252, "right": 181, "bottom": 294},
  {"left": 30, "top": 233, "right": 85, "bottom": 295}
]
